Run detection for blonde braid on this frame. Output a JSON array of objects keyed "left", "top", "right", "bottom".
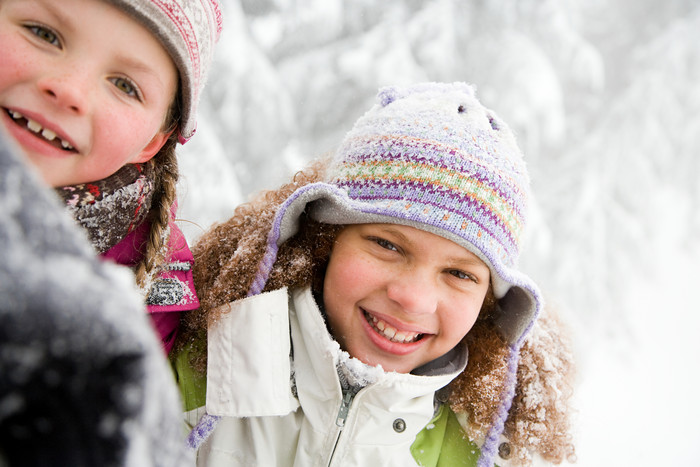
[
  {"left": 134, "top": 90, "right": 181, "bottom": 291},
  {"left": 133, "top": 136, "right": 179, "bottom": 290}
]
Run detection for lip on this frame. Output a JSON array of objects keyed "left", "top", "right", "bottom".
[
  {"left": 359, "top": 307, "right": 431, "bottom": 356},
  {"left": 2, "top": 107, "right": 79, "bottom": 157}
]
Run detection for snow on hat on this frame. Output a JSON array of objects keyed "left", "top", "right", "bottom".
[{"left": 105, "top": 0, "right": 223, "bottom": 143}]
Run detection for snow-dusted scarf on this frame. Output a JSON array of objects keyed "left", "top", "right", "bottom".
[{"left": 55, "top": 164, "right": 155, "bottom": 254}]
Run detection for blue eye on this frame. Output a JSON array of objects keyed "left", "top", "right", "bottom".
[
  {"left": 449, "top": 269, "right": 476, "bottom": 282},
  {"left": 109, "top": 77, "right": 141, "bottom": 100},
  {"left": 27, "top": 24, "right": 61, "bottom": 48}
]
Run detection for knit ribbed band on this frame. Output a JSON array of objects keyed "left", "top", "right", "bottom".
[{"left": 105, "top": 0, "right": 223, "bottom": 143}]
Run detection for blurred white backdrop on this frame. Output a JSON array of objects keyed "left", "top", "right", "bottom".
[{"left": 178, "top": 1, "right": 700, "bottom": 464}]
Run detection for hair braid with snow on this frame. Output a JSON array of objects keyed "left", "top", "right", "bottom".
[{"left": 134, "top": 97, "right": 181, "bottom": 290}]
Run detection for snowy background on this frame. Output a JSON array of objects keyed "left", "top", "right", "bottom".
[{"left": 177, "top": 1, "right": 700, "bottom": 465}]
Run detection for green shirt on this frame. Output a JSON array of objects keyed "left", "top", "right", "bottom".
[{"left": 412, "top": 403, "right": 482, "bottom": 466}]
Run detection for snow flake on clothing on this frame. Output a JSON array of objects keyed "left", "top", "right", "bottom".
[
  {"left": 148, "top": 277, "right": 188, "bottom": 306},
  {"left": 56, "top": 164, "right": 154, "bottom": 254},
  {"left": 104, "top": 218, "right": 199, "bottom": 354},
  {"left": 147, "top": 261, "right": 198, "bottom": 309},
  {"left": 101, "top": 208, "right": 200, "bottom": 313}
]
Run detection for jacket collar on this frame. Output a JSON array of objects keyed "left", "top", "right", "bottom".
[
  {"left": 290, "top": 287, "right": 468, "bottom": 406},
  {"left": 205, "top": 286, "right": 468, "bottom": 419}
]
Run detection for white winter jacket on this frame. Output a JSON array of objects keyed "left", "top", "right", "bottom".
[{"left": 194, "top": 286, "right": 468, "bottom": 466}]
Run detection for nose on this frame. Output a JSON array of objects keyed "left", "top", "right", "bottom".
[
  {"left": 386, "top": 269, "right": 439, "bottom": 315},
  {"left": 37, "top": 70, "right": 88, "bottom": 115}
]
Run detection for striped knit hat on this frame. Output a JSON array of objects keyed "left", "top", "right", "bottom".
[
  {"left": 268, "top": 82, "right": 542, "bottom": 347},
  {"left": 105, "top": 0, "right": 223, "bottom": 143}
]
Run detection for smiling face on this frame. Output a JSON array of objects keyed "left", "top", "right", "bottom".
[
  {"left": 322, "top": 223, "right": 491, "bottom": 374},
  {"left": 0, "top": 0, "right": 178, "bottom": 187}
]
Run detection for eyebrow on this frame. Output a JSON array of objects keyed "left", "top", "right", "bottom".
[
  {"left": 112, "top": 52, "right": 176, "bottom": 102},
  {"left": 34, "top": 0, "right": 75, "bottom": 32},
  {"left": 377, "top": 226, "right": 412, "bottom": 245},
  {"left": 449, "top": 255, "right": 489, "bottom": 269},
  {"left": 115, "top": 53, "right": 164, "bottom": 81}
]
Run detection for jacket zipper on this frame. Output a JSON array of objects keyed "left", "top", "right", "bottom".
[
  {"left": 327, "top": 388, "right": 358, "bottom": 466},
  {"left": 335, "top": 390, "right": 354, "bottom": 427}
]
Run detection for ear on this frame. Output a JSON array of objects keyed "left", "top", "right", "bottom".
[{"left": 130, "top": 130, "right": 173, "bottom": 164}]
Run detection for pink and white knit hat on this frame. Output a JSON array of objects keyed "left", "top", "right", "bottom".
[{"left": 105, "top": 0, "right": 223, "bottom": 143}]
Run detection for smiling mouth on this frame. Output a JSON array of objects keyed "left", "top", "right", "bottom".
[
  {"left": 6, "top": 109, "right": 75, "bottom": 152},
  {"left": 363, "top": 310, "right": 425, "bottom": 344}
]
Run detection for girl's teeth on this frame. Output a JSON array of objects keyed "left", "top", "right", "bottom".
[
  {"left": 366, "top": 312, "right": 421, "bottom": 344},
  {"left": 8, "top": 109, "right": 74, "bottom": 150},
  {"left": 27, "top": 119, "right": 42, "bottom": 133},
  {"left": 41, "top": 128, "right": 57, "bottom": 141}
]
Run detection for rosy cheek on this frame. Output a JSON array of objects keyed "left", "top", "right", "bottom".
[{"left": 337, "top": 255, "right": 371, "bottom": 280}]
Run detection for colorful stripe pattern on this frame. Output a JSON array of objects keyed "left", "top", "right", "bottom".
[{"left": 329, "top": 123, "right": 529, "bottom": 268}]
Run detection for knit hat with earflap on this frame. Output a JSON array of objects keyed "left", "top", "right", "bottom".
[
  {"left": 105, "top": 0, "right": 223, "bottom": 143},
  {"left": 189, "top": 83, "right": 543, "bottom": 466}
]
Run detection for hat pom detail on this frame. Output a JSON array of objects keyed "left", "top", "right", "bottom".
[
  {"left": 378, "top": 82, "right": 477, "bottom": 108},
  {"left": 378, "top": 86, "right": 400, "bottom": 107}
]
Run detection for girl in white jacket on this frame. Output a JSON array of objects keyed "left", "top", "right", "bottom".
[{"left": 174, "top": 83, "right": 576, "bottom": 466}]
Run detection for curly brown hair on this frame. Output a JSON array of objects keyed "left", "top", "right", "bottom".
[
  {"left": 447, "top": 304, "right": 577, "bottom": 465},
  {"left": 177, "top": 159, "right": 576, "bottom": 465}
]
